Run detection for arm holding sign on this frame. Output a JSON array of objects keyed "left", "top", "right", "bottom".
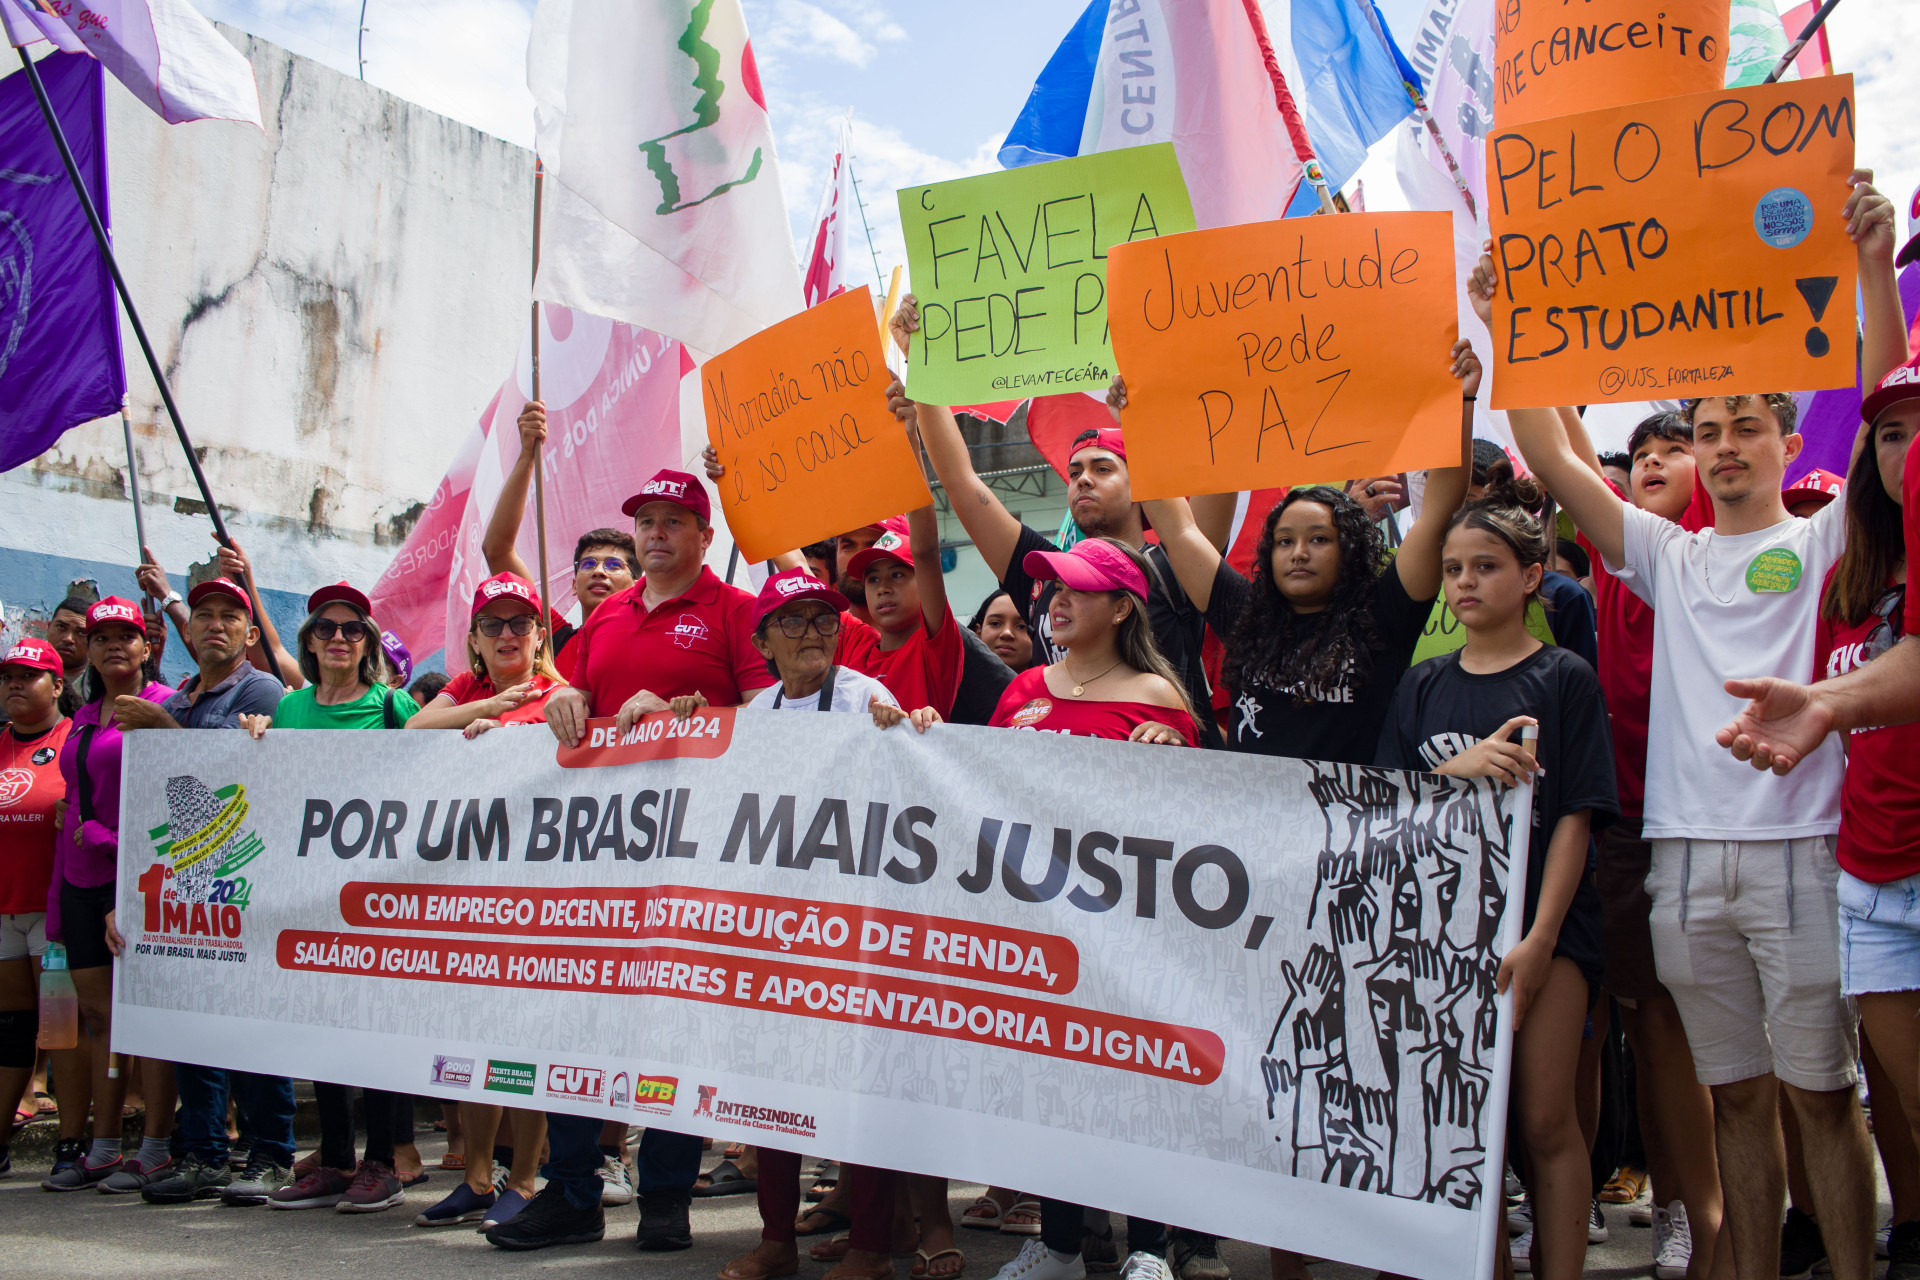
[
  {"left": 483, "top": 403, "right": 543, "bottom": 586},
  {"left": 907, "top": 503, "right": 950, "bottom": 636},
  {"left": 1390, "top": 341, "right": 1482, "bottom": 601}
]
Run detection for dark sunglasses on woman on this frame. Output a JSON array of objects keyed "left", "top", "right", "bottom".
[
  {"left": 476, "top": 614, "right": 539, "bottom": 638},
  {"left": 312, "top": 619, "right": 371, "bottom": 642}
]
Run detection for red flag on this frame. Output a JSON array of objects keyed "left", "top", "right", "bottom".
[{"left": 802, "top": 114, "right": 853, "bottom": 309}]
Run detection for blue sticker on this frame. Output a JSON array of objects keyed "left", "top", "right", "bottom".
[{"left": 1754, "top": 187, "right": 1814, "bottom": 248}]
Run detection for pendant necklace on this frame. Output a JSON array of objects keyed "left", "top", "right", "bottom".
[{"left": 1064, "top": 658, "right": 1122, "bottom": 697}]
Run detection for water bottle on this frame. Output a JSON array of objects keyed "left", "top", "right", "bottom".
[{"left": 37, "top": 942, "right": 78, "bottom": 1050}]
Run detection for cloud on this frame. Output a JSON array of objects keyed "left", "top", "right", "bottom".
[{"left": 756, "top": 0, "right": 905, "bottom": 70}]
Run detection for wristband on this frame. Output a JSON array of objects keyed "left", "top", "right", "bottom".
[{"left": 1461, "top": 395, "right": 1477, "bottom": 402}]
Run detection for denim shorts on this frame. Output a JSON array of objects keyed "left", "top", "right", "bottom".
[{"left": 1838, "top": 869, "right": 1920, "bottom": 996}]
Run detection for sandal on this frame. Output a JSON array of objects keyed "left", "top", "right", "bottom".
[
  {"left": 914, "top": 1249, "right": 967, "bottom": 1280},
  {"left": 796, "top": 1206, "right": 852, "bottom": 1237},
  {"left": 722, "top": 1142, "right": 747, "bottom": 1161},
  {"left": 810, "top": 1233, "right": 853, "bottom": 1263},
  {"left": 1000, "top": 1201, "right": 1042, "bottom": 1236},
  {"left": 692, "top": 1158, "right": 757, "bottom": 1197},
  {"left": 719, "top": 1243, "right": 800, "bottom": 1280},
  {"left": 823, "top": 1259, "right": 895, "bottom": 1280},
  {"left": 34, "top": 1091, "right": 56, "bottom": 1114},
  {"left": 805, "top": 1159, "right": 840, "bottom": 1201},
  {"left": 960, "top": 1196, "right": 1005, "bottom": 1231},
  {"left": 439, "top": 1153, "right": 466, "bottom": 1171}
]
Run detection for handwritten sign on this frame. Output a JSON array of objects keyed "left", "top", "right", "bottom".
[
  {"left": 1495, "top": 0, "right": 1728, "bottom": 127},
  {"left": 704, "top": 287, "right": 931, "bottom": 561},
  {"left": 1108, "top": 214, "right": 1462, "bottom": 500},
  {"left": 1487, "top": 76, "right": 1856, "bottom": 410},
  {"left": 897, "top": 145, "right": 1197, "bottom": 407}
]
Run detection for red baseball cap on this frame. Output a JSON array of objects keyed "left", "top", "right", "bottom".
[
  {"left": 307, "top": 581, "right": 372, "bottom": 617},
  {"left": 1861, "top": 351, "right": 1920, "bottom": 426},
  {"left": 1, "top": 638, "right": 62, "bottom": 676},
  {"left": 470, "top": 571, "right": 542, "bottom": 618},
  {"left": 622, "top": 468, "right": 712, "bottom": 524},
  {"left": 1070, "top": 426, "right": 1127, "bottom": 463},
  {"left": 752, "top": 568, "right": 850, "bottom": 627},
  {"left": 846, "top": 527, "right": 914, "bottom": 580},
  {"left": 186, "top": 577, "right": 252, "bottom": 617},
  {"left": 1897, "top": 185, "right": 1920, "bottom": 269},
  {"left": 85, "top": 596, "right": 145, "bottom": 634},
  {"left": 844, "top": 514, "right": 909, "bottom": 542},
  {"left": 1023, "top": 539, "right": 1148, "bottom": 597},
  {"left": 1782, "top": 469, "right": 1845, "bottom": 509}
]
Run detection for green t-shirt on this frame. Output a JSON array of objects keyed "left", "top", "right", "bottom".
[
  {"left": 271, "top": 684, "right": 421, "bottom": 730},
  {"left": 1411, "top": 595, "right": 1556, "bottom": 665}
]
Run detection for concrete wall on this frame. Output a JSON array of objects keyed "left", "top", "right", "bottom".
[{"left": 0, "top": 26, "right": 533, "bottom": 679}]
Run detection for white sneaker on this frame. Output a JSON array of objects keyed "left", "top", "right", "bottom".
[
  {"left": 597, "top": 1153, "right": 634, "bottom": 1206},
  {"left": 994, "top": 1239, "right": 1088, "bottom": 1280},
  {"left": 1653, "top": 1201, "right": 1691, "bottom": 1280},
  {"left": 1590, "top": 1200, "right": 1610, "bottom": 1244},
  {"left": 1511, "top": 1227, "right": 1533, "bottom": 1274},
  {"left": 1118, "top": 1252, "right": 1175, "bottom": 1280},
  {"left": 1629, "top": 1198, "right": 1655, "bottom": 1228}
]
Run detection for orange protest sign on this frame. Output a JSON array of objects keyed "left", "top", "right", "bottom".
[
  {"left": 1487, "top": 76, "right": 1857, "bottom": 409},
  {"left": 1495, "top": 0, "right": 1728, "bottom": 127},
  {"left": 704, "top": 287, "right": 931, "bottom": 562},
  {"left": 1107, "top": 213, "right": 1462, "bottom": 501}
]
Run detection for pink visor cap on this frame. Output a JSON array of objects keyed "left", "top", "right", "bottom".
[
  {"left": 753, "top": 568, "right": 850, "bottom": 627},
  {"left": 1022, "top": 539, "right": 1147, "bottom": 597}
]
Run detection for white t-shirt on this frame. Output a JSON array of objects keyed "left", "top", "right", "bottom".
[
  {"left": 1610, "top": 497, "right": 1848, "bottom": 841},
  {"left": 746, "top": 667, "right": 898, "bottom": 715}
]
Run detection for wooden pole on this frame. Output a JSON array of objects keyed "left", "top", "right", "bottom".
[{"left": 530, "top": 160, "right": 552, "bottom": 609}]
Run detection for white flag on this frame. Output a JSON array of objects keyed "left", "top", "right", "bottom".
[
  {"left": 801, "top": 112, "right": 851, "bottom": 309},
  {"left": 527, "top": 0, "right": 802, "bottom": 359},
  {"left": 2, "top": 0, "right": 261, "bottom": 127}
]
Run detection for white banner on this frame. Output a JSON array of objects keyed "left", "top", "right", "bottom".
[{"left": 115, "top": 713, "right": 1528, "bottom": 1280}]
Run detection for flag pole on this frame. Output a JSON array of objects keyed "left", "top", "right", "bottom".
[
  {"left": 119, "top": 398, "right": 150, "bottom": 568},
  {"left": 1763, "top": 0, "right": 1842, "bottom": 83},
  {"left": 530, "top": 159, "right": 553, "bottom": 611},
  {"left": 15, "top": 47, "right": 232, "bottom": 546}
]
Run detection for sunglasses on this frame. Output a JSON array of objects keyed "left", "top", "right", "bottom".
[
  {"left": 311, "top": 619, "right": 371, "bottom": 643},
  {"left": 476, "top": 614, "right": 539, "bottom": 638},
  {"left": 576, "top": 556, "right": 632, "bottom": 575},
  {"left": 772, "top": 611, "right": 841, "bottom": 639}
]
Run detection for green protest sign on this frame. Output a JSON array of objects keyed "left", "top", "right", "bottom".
[{"left": 897, "top": 145, "right": 1196, "bottom": 406}]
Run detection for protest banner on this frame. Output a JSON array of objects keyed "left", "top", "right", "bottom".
[
  {"left": 703, "top": 286, "right": 932, "bottom": 562},
  {"left": 1108, "top": 214, "right": 1462, "bottom": 499},
  {"left": 1495, "top": 0, "right": 1729, "bottom": 127},
  {"left": 896, "top": 145, "right": 1197, "bottom": 407},
  {"left": 1487, "top": 75, "right": 1857, "bottom": 409},
  {"left": 116, "top": 715, "right": 1530, "bottom": 1280}
]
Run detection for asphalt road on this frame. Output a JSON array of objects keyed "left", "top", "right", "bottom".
[{"left": 0, "top": 1130, "right": 1893, "bottom": 1280}]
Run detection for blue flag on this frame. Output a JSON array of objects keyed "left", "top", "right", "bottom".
[{"left": 0, "top": 52, "right": 125, "bottom": 472}]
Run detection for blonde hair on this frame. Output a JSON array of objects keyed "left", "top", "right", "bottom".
[{"left": 467, "top": 614, "right": 566, "bottom": 687}]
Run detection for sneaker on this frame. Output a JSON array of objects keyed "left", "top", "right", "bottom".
[
  {"left": 1118, "top": 1253, "right": 1175, "bottom": 1280},
  {"left": 1511, "top": 1227, "right": 1533, "bottom": 1274},
  {"left": 1654, "top": 1201, "right": 1693, "bottom": 1280},
  {"left": 485, "top": 1187, "right": 530, "bottom": 1228},
  {"left": 1083, "top": 1230, "right": 1121, "bottom": 1274},
  {"left": 1590, "top": 1200, "right": 1611, "bottom": 1244},
  {"left": 221, "top": 1151, "right": 292, "bottom": 1206},
  {"left": 1630, "top": 1199, "right": 1656, "bottom": 1228},
  {"left": 99, "top": 1152, "right": 174, "bottom": 1194},
  {"left": 415, "top": 1181, "right": 497, "bottom": 1227},
  {"left": 42, "top": 1151, "right": 122, "bottom": 1191},
  {"left": 335, "top": 1159, "right": 405, "bottom": 1213},
  {"left": 1882, "top": 1219, "right": 1897, "bottom": 1262},
  {"left": 1508, "top": 1193, "right": 1533, "bottom": 1236},
  {"left": 268, "top": 1165, "right": 353, "bottom": 1209},
  {"left": 226, "top": 1136, "right": 254, "bottom": 1172},
  {"left": 598, "top": 1153, "right": 635, "bottom": 1207},
  {"left": 1780, "top": 1207, "right": 1827, "bottom": 1280},
  {"left": 635, "top": 1189, "right": 693, "bottom": 1251},
  {"left": 1601, "top": 1166, "right": 1650, "bottom": 1205},
  {"left": 45, "top": 1138, "right": 82, "bottom": 1182},
  {"left": 142, "top": 1154, "right": 232, "bottom": 1203},
  {"left": 992, "top": 1239, "right": 1088, "bottom": 1280},
  {"left": 485, "top": 1181, "right": 606, "bottom": 1251},
  {"left": 1888, "top": 1220, "right": 1920, "bottom": 1280},
  {"left": 1169, "top": 1231, "right": 1229, "bottom": 1280}
]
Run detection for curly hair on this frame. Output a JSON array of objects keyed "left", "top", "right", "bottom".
[{"left": 1225, "top": 486, "right": 1387, "bottom": 704}]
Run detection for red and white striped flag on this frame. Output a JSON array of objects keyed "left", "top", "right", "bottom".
[{"left": 801, "top": 113, "right": 853, "bottom": 309}]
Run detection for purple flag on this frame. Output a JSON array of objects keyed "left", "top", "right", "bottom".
[
  {"left": 1785, "top": 263, "right": 1920, "bottom": 487},
  {"left": 0, "top": 52, "right": 124, "bottom": 472}
]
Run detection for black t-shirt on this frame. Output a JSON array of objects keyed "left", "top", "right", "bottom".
[
  {"left": 1001, "top": 524, "right": 1220, "bottom": 747},
  {"left": 1375, "top": 644, "right": 1617, "bottom": 982},
  {"left": 1206, "top": 560, "right": 1430, "bottom": 765},
  {"left": 1540, "top": 571, "right": 1599, "bottom": 671},
  {"left": 949, "top": 625, "right": 1016, "bottom": 726}
]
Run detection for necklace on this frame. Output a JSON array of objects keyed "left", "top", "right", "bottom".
[
  {"left": 1700, "top": 531, "right": 1738, "bottom": 605},
  {"left": 1062, "top": 657, "right": 1123, "bottom": 697}
]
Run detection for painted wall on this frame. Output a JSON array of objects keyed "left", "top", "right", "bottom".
[{"left": 0, "top": 26, "right": 533, "bottom": 680}]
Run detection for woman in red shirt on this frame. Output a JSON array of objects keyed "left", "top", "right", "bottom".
[{"left": 407, "top": 572, "right": 564, "bottom": 737}]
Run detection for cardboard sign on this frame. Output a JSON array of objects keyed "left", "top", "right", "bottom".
[
  {"left": 1108, "top": 214, "right": 1462, "bottom": 499},
  {"left": 1495, "top": 0, "right": 1728, "bottom": 127},
  {"left": 704, "top": 287, "right": 931, "bottom": 561},
  {"left": 1487, "top": 76, "right": 1857, "bottom": 410},
  {"left": 897, "top": 145, "right": 1197, "bottom": 406}
]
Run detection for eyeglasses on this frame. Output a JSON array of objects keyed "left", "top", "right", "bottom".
[
  {"left": 476, "top": 614, "right": 539, "bottom": 638},
  {"left": 311, "top": 619, "right": 371, "bottom": 643},
  {"left": 773, "top": 612, "right": 841, "bottom": 639},
  {"left": 577, "top": 556, "right": 632, "bottom": 575}
]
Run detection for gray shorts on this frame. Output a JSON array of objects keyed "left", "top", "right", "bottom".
[
  {"left": 1647, "top": 837, "right": 1857, "bottom": 1092},
  {"left": 0, "top": 912, "right": 47, "bottom": 962}
]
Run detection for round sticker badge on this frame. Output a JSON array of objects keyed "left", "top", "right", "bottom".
[
  {"left": 32, "top": 747, "right": 55, "bottom": 765},
  {"left": 1009, "top": 698, "right": 1053, "bottom": 728},
  {"left": 1753, "top": 188, "right": 1814, "bottom": 249},
  {"left": 1746, "top": 548, "right": 1804, "bottom": 593}
]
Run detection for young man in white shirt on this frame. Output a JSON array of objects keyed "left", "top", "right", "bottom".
[{"left": 1477, "top": 169, "right": 1902, "bottom": 1280}]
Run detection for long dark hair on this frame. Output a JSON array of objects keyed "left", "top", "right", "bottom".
[
  {"left": 1823, "top": 422, "right": 1907, "bottom": 625},
  {"left": 1225, "top": 486, "right": 1386, "bottom": 703}
]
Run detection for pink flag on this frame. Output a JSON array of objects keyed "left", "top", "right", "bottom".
[
  {"left": 370, "top": 307, "right": 689, "bottom": 666},
  {"left": 801, "top": 114, "right": 852, "bottom": 309},
  {"left": 3, "top": 0, "right": 261, "bottom": 126}
]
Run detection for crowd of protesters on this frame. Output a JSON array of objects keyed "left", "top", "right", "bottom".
[{"left": 1, "top": 166, "right": 1918, "bottom": 1280}]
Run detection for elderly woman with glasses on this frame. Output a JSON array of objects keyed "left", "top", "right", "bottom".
[{"left": 406, "top": 572, "right": 564, "bottom": 737}]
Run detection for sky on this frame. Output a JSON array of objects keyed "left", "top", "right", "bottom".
[{"left": 193, "top": 0, "right": 1920, "bottom": 303}]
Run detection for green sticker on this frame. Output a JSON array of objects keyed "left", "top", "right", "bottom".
[
  {"left": 1745, "top": 547, "right": 1804, "bottom": 593},
  {"left": 484, "top": 1060, "right": 536, "bottom": 1095}
]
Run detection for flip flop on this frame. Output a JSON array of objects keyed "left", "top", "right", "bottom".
[
  {"left": 914, "top": 1248, "right": 967, "bottom": 1280},
  {"left": 34, "top": 1091, "right": 57, "bottom": 1114},
  {"left": 1000, "top": 1201, "right": 1042, "bottom": 1236},
  {"left": 439, "top": 1153, "right": 466, "bottom": 1171},
  {"left": 718, "top": 1245, "right": 801, "bottom": 1280},
  {"left": 960, "top": 1197, "right": 1004, "bottom": 1231},
  {"left": 822, "top": 1259, "right": 894, "bottom": 1280},
  {"left": 402, "top": 1171, "right": 432, "bottom": 1187},
  {"left": 810, "top": 1234, "right": 853, "bottom": 1264},
  {"left": 805, "top": 1160, "right": 840, "bottom": 1202},
  {"left": 796, "top": 1206, "right": 852, "bottom": 1237},
  {"left": 722, "top": 1142, "right": 747, "bottom": 1161},
  {"left": 691, "top": 1158, "right": 757, "bottom": 1198}
]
